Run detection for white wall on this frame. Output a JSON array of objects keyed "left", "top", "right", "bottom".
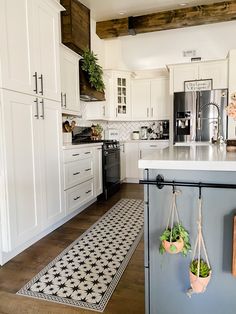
[
  {"left": 104, "top": 21, "right": 236, "bottom": 70},
  {"left": 90, "top": 19, "right": 105, "bottom": 67}
]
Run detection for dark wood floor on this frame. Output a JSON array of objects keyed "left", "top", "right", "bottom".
[{"left": 0, "top": 183, "right": 145, "bottom": 314}]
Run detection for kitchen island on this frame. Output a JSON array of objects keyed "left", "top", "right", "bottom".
[{"left": 139, "top": 144, "right": 236, "bottom": 314}]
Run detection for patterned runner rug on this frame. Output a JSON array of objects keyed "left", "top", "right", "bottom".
[{"left": 17, "top": 199, "right": 144, "bottom": 312}]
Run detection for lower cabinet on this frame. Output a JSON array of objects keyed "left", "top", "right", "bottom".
[
  {"left": 125, "top": 142, "right": 139, "bottom": 183},
  {"left": 123, "top": 141, "right": 169, "bottom": 182},
  {"left": 63, "top": 144, "right": 103, "bottom": 215},
  {"left": 66, "top": 179, "right": 94, "bottom": 214},
  {"left": 120, "top": 143, "right": 126, "bottom": 182},
  {"left": 93, "top": 145, "right": 103, "bottom": 196},
  {"left": 0, "top": 89, "right": 64, "bottom": 259}
]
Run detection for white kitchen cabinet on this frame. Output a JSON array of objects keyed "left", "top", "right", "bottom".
[
  {"left": 139, "top": 141, "right": 169, "bottom": 179},
  {"left": 120, "top": 143, "right": 126, "bottom": 182},
  {"left": 151, "top": 78, "right": 170, "bottom": 120},
  {"left": 169, "top": 59, "right": 228, "bottom": 92},
  {"left": 131, "top": 79, "right": 151, "bottom": 120},
  {"left": 60, "top": 45, "right": 81, "bottom": 114},
  {"left": 0, "top": 90, "right": 64, "bottom": 253},
  {"left": 94, "top": 146, "right": 103, "bottom": 196},
  {"left": 125, "top": 142, "right": 139, "bottom": 183},
  {"left": 0, "top": 0, "right": 62, "bottom": 101},
  {"left": 63, "top": 145, "right": 100, "bottom": 215},
  {"left": 103, "top": 70, "right": 131, "bottom": 121},
  {"left": 131, "top": 77, "right": 170, "bottom": 121}
]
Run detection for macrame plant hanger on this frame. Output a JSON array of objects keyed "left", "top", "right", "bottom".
[
  {"left": 165, "top": 184, "right": 181, "bottom": 243},
  {"left": 187, "top": 186, "right": 211, "bottom": 297},
  {"left": 161, "top": 183, "right": 185, "bottom": 255}
]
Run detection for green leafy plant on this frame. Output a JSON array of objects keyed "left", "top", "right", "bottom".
[
  {"left": 81, "top": 49, "right": 105, "bottom": 92},
  {"left": 190, "top": 259, "right": 211, "bottom": 278},
  {"left": 159, "top": 223, "right": 191, "bottom": 256}
]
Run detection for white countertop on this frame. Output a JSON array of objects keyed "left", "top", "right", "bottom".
[
  {"left": 138, "top": 144, "right": 236, "bottom": 171},
  {"left": 63, "top": 142, "right": 103, "bottom": 150}
]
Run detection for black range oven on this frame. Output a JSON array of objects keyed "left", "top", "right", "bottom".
[{"left": 102, "top": 141, "right": 120, "bottom": 200}]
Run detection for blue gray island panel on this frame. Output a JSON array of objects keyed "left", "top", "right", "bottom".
[{"left": 144, "top": 169, "right": 236, "bottom": 314}]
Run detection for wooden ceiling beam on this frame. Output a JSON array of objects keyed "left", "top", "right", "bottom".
[{"left": 96, "top": 1, "right": 236, "bottom": 39}]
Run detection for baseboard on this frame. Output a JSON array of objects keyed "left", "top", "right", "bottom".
[{"left": 0, "top": 198, "right": 97, "bottom": 266}]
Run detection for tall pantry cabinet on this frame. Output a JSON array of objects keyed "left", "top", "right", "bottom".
[{"left": 0, "top": 0, "right": 64, "bottom": 265}]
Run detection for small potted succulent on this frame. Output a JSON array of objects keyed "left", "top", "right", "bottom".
[
  {"left": 159, "top": 223, "right": 191, "bottom": 256},
  {"left": 189, "top": 259, "right": 211, "bottom": 293}
]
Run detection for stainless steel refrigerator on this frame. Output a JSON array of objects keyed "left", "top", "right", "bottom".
[{"left": 173, "top": 89, "right": 228, "bottom": 144}]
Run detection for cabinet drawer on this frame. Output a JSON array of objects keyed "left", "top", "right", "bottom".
[
  {"left": 64, "top": 147, "right": 93, "bottom": 163},
  {"left": 64, "top": 158, "right": 93, "bottom": 189},
  {"left": 66, "top": 179, "right": 94, "bottom": 214},
  {"left": 139, "top": 141, "right": 169, "bottom": 150}
]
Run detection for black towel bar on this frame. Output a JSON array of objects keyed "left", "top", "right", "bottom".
[{"left": 139, "top": 174, "right": 236, "bottom": 190}]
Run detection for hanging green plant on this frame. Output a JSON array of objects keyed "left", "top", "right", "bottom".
[
  {"left": 190, "top": 259, "right": 211, "bottom": 278},
  {"left": 159, "top": 222, "right": 191, "bottom": 257},
  {"left": 81, "top": 49, "right": 105, "bottom": 92}
]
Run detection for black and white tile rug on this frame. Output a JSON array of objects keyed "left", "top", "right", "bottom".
[{"left": 17, "top": 199, "right": 144, "bottom": 312}]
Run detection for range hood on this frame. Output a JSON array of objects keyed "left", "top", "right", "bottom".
[{"left": 79, "top": 65, "right": 105, "bottom": 102}]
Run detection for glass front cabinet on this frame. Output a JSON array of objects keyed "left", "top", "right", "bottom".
[{"left": 105, "top": 70, "right": 131, "bottom": 121}]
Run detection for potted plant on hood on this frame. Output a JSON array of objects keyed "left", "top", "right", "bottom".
[
  {"left": 79, "top": 48, "right": 105, "bottom": 102},
  {"left": 159, "top": 188, "right": 191, "bottom": 256}
]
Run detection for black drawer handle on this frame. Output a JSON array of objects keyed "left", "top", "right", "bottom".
[
  {"left": 84, "top": 168, "right": 91, "bottom": 172},
  {"left": 72, "top": 153, "right": 80, "bottom": 156},
  {"left": 73, "top": 172, "right": 80, "bottom": 175},
  {"left": 84, "top": 152, "right": 91, "bottom": 154},
  {"left": 73, "top": 196, "right": 81, "bottom": 200},
  {"left": 85, "top": 190, "right": 91, "bottom": 194}
]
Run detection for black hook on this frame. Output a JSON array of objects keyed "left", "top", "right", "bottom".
[
  {"left": 198, "top": 183, "right": 202, "bottom": 199},
  {"left": 172, "top": 181, "right": 175, "bottom": 194}
]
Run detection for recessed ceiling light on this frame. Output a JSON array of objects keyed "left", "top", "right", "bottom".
[
  {"left": 119, "top": 11, "right": 126, "bottom": 15},
  {"left": 180, "top": 3, "right": 187, "bottom": 6}
]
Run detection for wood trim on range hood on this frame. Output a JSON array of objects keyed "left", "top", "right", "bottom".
[{"left": 96, "top": 0, "right": 236, "bottom": 39}]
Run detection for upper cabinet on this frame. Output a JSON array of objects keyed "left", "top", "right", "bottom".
[
  {"left": 102, "top": 70, "right": 132, "bottom": 121},
  {"left": 169, "top": 59, "right": 228, "bottom": 92},
  {"left": 60, "top": 45, "right": 81, "bottom": 114},
  {"left": 131, "top": 77, "right": 170, "bottom": 121},
  {"left": 0, "top": 0, "right": 62, "bottom": 101}
]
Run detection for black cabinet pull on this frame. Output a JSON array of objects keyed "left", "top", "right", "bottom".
[
  {"left": 39, "top": 74, "right": 44, "bottom": 95},
  {"left": 84, "top": 168, "right": 91, "bottom": 172},
  {"left": 73, "top": 172, "right": 80, "bottom": 176},
  {"left": 34, "top": 98, "right": 39, "bottom": 119},
  {"left": 73, "top": 196, "right": 80, "bottom": 200},
  {"left": 84, "top": 152, "right": 90, "bottom": 154},
  {"left": 72, "top": 153, "right": 80, "bottom": 156},
  {"left": 40, "top": 98, "right": 45, "bottom": 119},
  {"left": 85, "top": 190, "right": 91, "bottom": 194},
  {"left": 33, "top": 72, "right": 38, "bottom": 94}
]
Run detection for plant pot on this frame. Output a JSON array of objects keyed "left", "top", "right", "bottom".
[
  {"left": 189, "top": 270, "right": 212, "bottom": 293},
  {"left": 162, "top": 237, "right": 184, "bottom": 254}
]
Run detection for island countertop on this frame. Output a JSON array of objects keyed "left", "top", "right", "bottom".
[{"left": 138, "top": 144, "right": 236, "bottom": 171}]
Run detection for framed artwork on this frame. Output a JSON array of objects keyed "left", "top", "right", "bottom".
[{"left": 184, "top": 79, "right": 213, "bottom": 91}]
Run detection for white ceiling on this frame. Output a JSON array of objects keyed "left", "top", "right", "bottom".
[{"left": 79, "top": 0, "right": 227, "bottom": 21}]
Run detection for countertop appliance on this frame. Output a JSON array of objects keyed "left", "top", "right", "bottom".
[
  {"left": 105, "top": 128, "right": 119, "bottom": 141},
  {"left": 173, "top": 89, "right": 228, "bottom": 144},
  {"left": 140, "top": 126, "right": 148, "bottom": 140}
]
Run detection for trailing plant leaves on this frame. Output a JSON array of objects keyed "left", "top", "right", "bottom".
[
  {"left": 81, "top": 49, "right": 105, "bottom": 92},
  {"left": 159, "top": 223, "right": 191, "bottom": 257}
]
